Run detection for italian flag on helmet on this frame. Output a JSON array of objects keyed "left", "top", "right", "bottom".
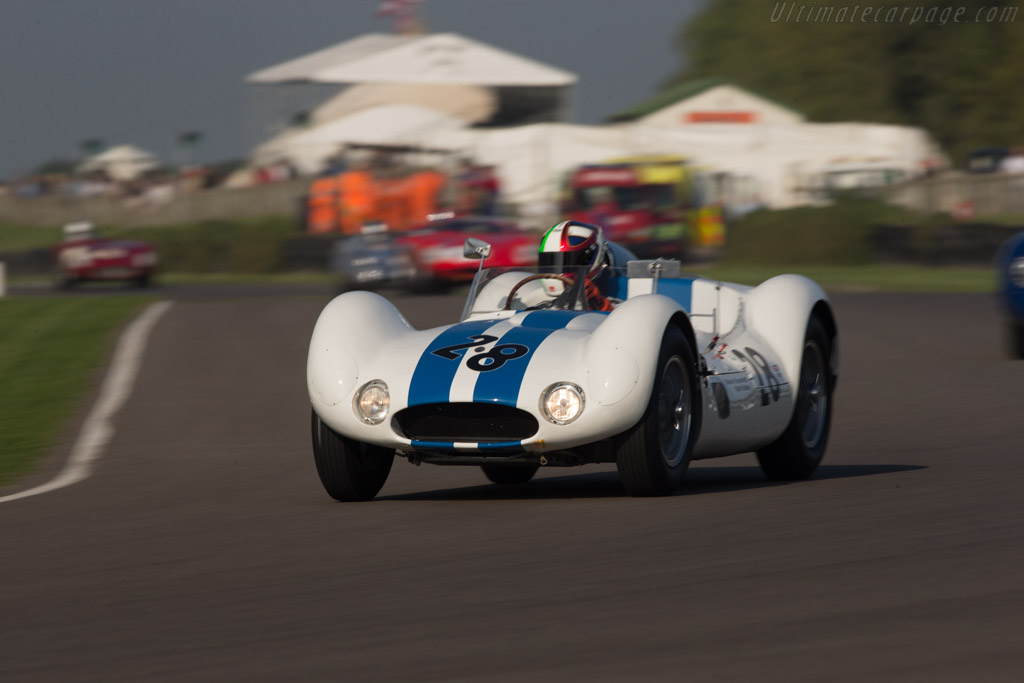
[{"left": 538, "top": 220, "right": 607, "bottom": 274}]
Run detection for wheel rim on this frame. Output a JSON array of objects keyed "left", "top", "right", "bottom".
[
  {"left": 798, "top": 340, "right": 828, "bottom": 449},
  {"left": 657, "top": 357, "right": 691, "bottom": 468}
]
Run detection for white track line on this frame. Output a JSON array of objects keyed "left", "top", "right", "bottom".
[{"left": 0, "top": 300, "right": 173, "bottom": 504}]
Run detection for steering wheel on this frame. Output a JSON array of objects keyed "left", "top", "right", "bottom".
[
  {"left": 503, "top": 274, "right": 575, "bottom": 310},
  {"left": 502, "top": 273, "right": 611, "bottom": 312}
]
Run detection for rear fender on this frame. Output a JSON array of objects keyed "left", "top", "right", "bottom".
[{"left": 746, "top": 275, "right": 838, "bottom": 391}]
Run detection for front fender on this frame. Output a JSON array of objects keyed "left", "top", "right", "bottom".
[
  {"left": 307, "top": 291, "right": 414, "bottom": 410},
  {"left": 583, "top": 293, "right": 689, "bottom": 424}
]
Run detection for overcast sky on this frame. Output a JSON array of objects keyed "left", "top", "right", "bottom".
[{"left": 0, "top": 0, "right": 707, "bottom": 180}]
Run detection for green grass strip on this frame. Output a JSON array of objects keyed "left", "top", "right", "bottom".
[
  {"left": 0, "top": 295, "right": 153, "bottom": 485},
  {"left": 694, "top": 264, "right": 997, "bottom": 293}
]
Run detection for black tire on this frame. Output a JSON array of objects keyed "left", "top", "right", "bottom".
[
  {"left": 615, "top": 326, "right": 700, "bottom": 497},
  {"left": 133, "top": 273, "right": 151, "bottom": 288},
  {"left": 756, "top": 317, "right": 834, "bottom": 480},
  {"left": 1009, "top": 319, "right": 1024, "bottom": 360},
  {"left": 481, "top": 464, "right": 539, "bottom": 485},
  {"left": 311, "top": 409, "right": 394, "bottom": 501}
]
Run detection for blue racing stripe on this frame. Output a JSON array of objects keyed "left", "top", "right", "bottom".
[
  {"left": 519, "top": 310, "right": 593, "bottom": 329},
  {"left": 654, "top": 279, "right": 693, "bottom": 313},
  {"left": 411, "top": 440, "right": 455, "bottom": 449},
  {"left": 605, "top": 275, "right": 630, "bottom": 301},
  {"left": 472, "top": 311, "right": 578, "bottom": 406},
  {"left": 477, "top": 440, "right": 524, "bottom": 450},
  {"left": 407, "top": 320, "right": 499, "bottom": 406},
  {"left": 409, "top": 440, "right": 523, "bottom": 451}
]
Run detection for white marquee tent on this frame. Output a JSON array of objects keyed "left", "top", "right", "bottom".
[
  {"left": 412, "top": 121, "right": 943, "bottom": 213},
  {"left": 247, "top": 32, "right": 576, "bottom": 87},
  {"left": 253, "top": 113, "right": 942, "bottom": 213}
]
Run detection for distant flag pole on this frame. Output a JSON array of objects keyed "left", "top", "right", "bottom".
[{"left": 376, "top": 0, "right": 425, "bottom": 34}]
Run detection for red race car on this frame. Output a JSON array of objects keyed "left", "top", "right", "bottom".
[
  {"left": 53, "top": 222, "right": 159, "bottom": 288},
  {"left": 397, "top": 216, "right": 537, "bottom": 287}
]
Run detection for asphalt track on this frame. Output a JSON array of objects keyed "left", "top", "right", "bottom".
[{"left": 2, "top": 286, "right": 1023, "bottom": 682}]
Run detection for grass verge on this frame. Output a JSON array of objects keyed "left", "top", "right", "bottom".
[
  {"left": 0, "top": 295, "right": 153, "bottom": 485},
  {"left": 1, "top": 216, "right": 300, "bottom": 273},
  {"left": 7, "top": 265, "right": 996, "bottom": 292},
  {"left": 0, "top": 223, "right": 62, "bottom": 252}
]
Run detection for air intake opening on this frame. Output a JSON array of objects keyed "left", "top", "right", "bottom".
[{"left": 393, "top": 403, "right": 539, "bottom": 442}]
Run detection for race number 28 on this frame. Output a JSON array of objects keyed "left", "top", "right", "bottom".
[{"left": 432, "top": 335, "right": 529, "bottom": 372}]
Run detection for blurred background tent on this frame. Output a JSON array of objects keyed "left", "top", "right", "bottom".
[
  {"left": 247, "top": 32, "right": 576, "bottom": 146},
  {"left": 76, "top": 145, "right": 161, "bottom": 181},
  {"left": 251, "top": 103, "right": 469, "bottom": 174}
]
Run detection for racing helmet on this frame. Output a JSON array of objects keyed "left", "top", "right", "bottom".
[{"left": 538, "top": 220, "right": 607, "bottom": 275}]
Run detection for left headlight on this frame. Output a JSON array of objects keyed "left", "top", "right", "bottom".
[
  {"left": 541, "top": 383, "right": 585, "bottom": 425},
  {"left": 354, "top": 380, "right": 390, "bottom": 424},
  {"left": 1010, "top": 256, "right": 1024, "bottom": 288}
]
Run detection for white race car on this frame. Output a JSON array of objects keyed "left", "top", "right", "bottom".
[{"left": 307, "top": 239, "right": 838, "bottom": 500}]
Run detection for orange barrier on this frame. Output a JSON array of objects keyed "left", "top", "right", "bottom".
[{"left": 306, "top": 169, "right": 449, "bottom": 234}]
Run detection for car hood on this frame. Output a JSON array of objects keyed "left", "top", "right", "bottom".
[{"left": 397, "top": 310, "right": 608, "bottom": 407}]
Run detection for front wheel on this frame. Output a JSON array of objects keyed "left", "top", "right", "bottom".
[
  {"left": 481, "top": 464, "right": 538, "bottom": 485},
  {"left": 311, "top": 410, "right": 394, "bottom": 501},
  {"left": 756, "top": 317, "right": 834, "bottom": 480},
  {"left": 615, "top": 326, "right": 700, "bottom": 496}
]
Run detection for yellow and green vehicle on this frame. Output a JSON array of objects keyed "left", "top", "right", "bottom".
[{"left": 563, "top": 154, "right": 724, "bottom": 259}]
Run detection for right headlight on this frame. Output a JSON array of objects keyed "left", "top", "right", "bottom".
[
  {"left": 541, "top": 382, "right": 585, "bottom": 425},
  {"left": 354, "top": 380, "right": 390, "bottom": 425},
  {"left": 1010, "top": 256, "right": 1024, "bottom": 288}
]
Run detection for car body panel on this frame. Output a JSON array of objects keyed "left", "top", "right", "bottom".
[
  {"left": 397, "top": 217, "right": 537, "bottom": 283},
  {"left": 997, "top": 231, "right": 1024, "bottom": 319}
]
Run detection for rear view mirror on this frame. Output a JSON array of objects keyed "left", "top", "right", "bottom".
[{"left": 463, "top": 238, "right": 492, "bottom": 260}]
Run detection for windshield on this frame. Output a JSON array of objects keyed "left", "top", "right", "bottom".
[{"left": 461, "top": 265, "right": 594, "bottom": 320}]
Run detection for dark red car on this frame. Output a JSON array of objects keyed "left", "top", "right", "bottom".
[
  {"left": 53, "top": 222, "right": 159, "bottom": 288},
  {"left": 396, "top": 216, "right": 537, "bottom": 286}
]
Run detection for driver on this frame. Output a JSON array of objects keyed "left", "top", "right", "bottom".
[{"left": 537, "top": 220, "right": 633, "bottom": 311}]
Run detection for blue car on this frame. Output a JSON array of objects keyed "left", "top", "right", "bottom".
[
  {"left": 329, "top": 223, "right": 418, "bottom": 293},
  {"left": 997, "top": 231, "right": 1024, "bottom": 358}
]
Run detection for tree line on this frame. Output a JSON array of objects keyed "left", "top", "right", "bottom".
[{"left": 668, "top": 0, "right": 1024, "bottom": 162}]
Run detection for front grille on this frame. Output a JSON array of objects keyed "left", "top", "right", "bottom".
[{"left": 393, "top": 403, "right": 539, "bottom": 442}]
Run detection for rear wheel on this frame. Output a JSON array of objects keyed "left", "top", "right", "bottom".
[
  {"left": 615, "top": 326, "right": 700, "bottom": 497},
  {"left": 756, "top": 317, "right": 834, "bottom": 480},
  {"left": 311, "top": 409, "right": 394, "bottom": 501},
  {"left": 481, "top": 464, "right": 538, "bottom": 485}
]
